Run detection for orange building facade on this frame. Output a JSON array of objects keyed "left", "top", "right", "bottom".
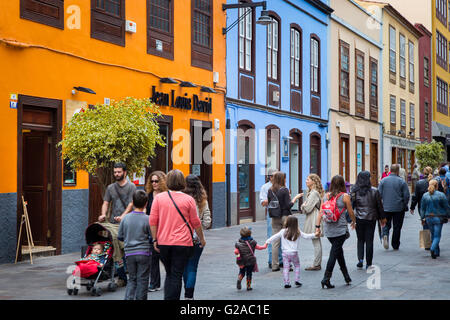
[{"left": 0, "top": 0, "right": 226, "bottom": 263}]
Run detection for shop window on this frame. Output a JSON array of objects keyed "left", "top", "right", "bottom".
[
  {"left": 310, "top": 133, "right": 321, "bottom": 178},
  {"left": 339, "top": 134, "right": 350, "bottom": 183},
  {"left": 20, "top": 0, "right": 64, "bottom": 29},
  {"left": 147, "top": 0, "right": 174, "bottom": 59},
  {"left": 91, "top": 0, "right": 125, "bottom": 46},
  {"left": 266, "top": 125, "right": 280, "bottom": 172},
  {"left": 63, "top": 159, "right": 77, "bottom": 186},
  {"left": 356, "top": 137, "right": 365, "bottom": 178}
]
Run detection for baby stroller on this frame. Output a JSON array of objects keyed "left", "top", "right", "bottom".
[{"left": 67, "top": 223, "right": 119, "bottom": 296}]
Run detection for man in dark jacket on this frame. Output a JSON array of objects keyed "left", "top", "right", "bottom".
[{"left": 378, "top": 164, "right": 410, "bottom": 250}]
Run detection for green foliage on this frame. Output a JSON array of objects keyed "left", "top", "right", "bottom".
[
  {"left": 58, "top": 97, "right": 165, "bottom": 192},
  {"left": 415, "top": 140, "right": 445, "bottom": 170}
]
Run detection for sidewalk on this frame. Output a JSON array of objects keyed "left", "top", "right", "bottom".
[{"left": 0, "top": 211, "right": 449, "bottom": 300}]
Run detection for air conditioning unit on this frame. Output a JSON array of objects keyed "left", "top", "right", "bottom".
[{"left": 273, "top": 90, "right": 280, "bottom": 102}]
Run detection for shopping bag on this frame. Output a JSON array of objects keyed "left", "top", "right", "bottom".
[{"left": 419, "top": 229, "right": 431, "bottom": 249}]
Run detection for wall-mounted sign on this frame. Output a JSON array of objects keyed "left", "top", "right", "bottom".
[
  {"left": 151, "top": 86, "right": 212, "bottom": 114},
  {"left": 10, "top": 93, "right": 18, "bottom": 109}
]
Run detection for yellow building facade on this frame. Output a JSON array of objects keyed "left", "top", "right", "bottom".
[
  {"left": 357, "top": 1, "right": 421, "bottom": 178},
  {"left": 0, "top": 0, "right": 226, "bottom": 263}
]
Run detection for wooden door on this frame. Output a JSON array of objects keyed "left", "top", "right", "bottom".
[
  {"left": 22, "top": 131, "right": 50, "bottom": 246},
  {"left": 339, "top": 134, "right": 350, "bottom": 182},
  {"left": 370, "top": 140, "right": 378, "bottom": 187},
  {"left": 88, "top": 175, "right": 103, "bottom": 225}
]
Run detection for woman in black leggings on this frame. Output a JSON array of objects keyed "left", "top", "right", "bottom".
[
  {"left": 316, "top": 175, "right": 356, "bottom": 289},
  {"left": 350, "top": 171, "right": 385, "bottom": 270}
]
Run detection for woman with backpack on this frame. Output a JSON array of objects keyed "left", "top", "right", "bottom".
[
  {"left": 420, "top": 179, "right": 450, "bottom": 259},
  {"left": 350, "top": 171, "right": 385, "bottom": 270},
  {"left": 315, "top": 175, "right": 356, "bottom": 289},
  {"left": 267, "top": 171, "right": 302, "bottom": 271}
]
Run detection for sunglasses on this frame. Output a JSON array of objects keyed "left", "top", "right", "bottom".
[{"left": 151, "top": 180, "right": 159, "bottom": 183}]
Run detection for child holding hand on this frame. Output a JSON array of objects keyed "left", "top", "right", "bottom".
[
  {"left": 234, "top": 227, "right": 268, "bottom": 291},
  {"left": 266, "top": 216, "right": 319, "bottom": 288}
]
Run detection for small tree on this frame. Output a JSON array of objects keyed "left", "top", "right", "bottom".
[
  {"left": 58, "top": 97, "right": 165, "bottom": 195},
  {"left": 415, "top": 140, "right": 445, "bottom": 171}
]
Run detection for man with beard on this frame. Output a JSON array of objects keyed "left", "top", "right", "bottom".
[
  {"left": 99, "top": 163, "right": 136, "bottom": 224},
  {"left": 98, "top": 163, "right": 136, "bottom": 286}
]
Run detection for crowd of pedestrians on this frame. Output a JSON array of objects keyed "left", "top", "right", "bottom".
[{"left": 99, "top": 160, "right": 450, "bottom": 299}]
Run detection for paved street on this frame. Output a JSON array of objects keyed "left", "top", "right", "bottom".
[{"left": 1, "top": 210, "right": 449, "bottom": 300}]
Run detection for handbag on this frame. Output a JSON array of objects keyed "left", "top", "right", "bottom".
[
  {"left": 267, "top": 189, "right": 282, "bottom": 218},
  {"left": 167, "top": 191, "right": 195, "bottom": 258},
  {"left": 419, "top": 229, "right": 431, "bottom": 249},
  {"left": 245, "top": 241, "right": 259, "bottom": 272}
]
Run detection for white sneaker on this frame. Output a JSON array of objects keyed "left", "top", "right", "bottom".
[{"left": 383, "top": 235, "right": 389, "bottom": 250}]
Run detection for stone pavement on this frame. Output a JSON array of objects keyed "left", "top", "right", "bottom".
[{"left": 0, "top": 211, "right": 449, "bottom": 300}]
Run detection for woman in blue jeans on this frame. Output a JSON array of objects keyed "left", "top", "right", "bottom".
[
  {"left": 420, "top": 179, "right": 450, "bottom": 259},
  {"left": 182, "top": 175, "right": 212, "bottom": 299}
]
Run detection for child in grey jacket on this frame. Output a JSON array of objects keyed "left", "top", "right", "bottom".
[{"left": 118, "top": 190, "right": 151, "bottom": 300}]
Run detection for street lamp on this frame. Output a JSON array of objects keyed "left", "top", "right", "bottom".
[{"left": 222, "top": 1, "right": 273, "bottom": 35}]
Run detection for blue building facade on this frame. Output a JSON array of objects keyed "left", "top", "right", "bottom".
[{"left": 225, "top": 0, "right": 333, "bottom": 225}]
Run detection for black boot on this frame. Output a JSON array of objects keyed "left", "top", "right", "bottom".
[
  {"left": 341, "top": 266, "right": 352, "bottom": 285},
  {"left": 184, "top": 287, "right": 194, "bottom": 300},
  {"left": 321, "top": 271, "right": 335, "bottom": 289}
]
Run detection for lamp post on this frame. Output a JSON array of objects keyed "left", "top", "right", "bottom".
[{"left": 222, "top": 1, "right": 273, "bottom": 35}]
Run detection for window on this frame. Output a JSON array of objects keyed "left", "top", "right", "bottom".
[
  {"left": 390, "top": 95, "right": 396, "bottom": 125},
  {"left": 267, "top": 17, "right": 279, "bottom": 81},
  {"left": 355, "top": 50, "right": 365, "bottom": 105},
  {"left": 370, "top": 58, "right": 378, "bottom": 121},
  {"left": 311, "top": 36, "right": 320, "bottom": 94},
  {"left": 424, "top": 57, "right": 430, "bottom": 87},
  {"left": 409, "top": 41, "right": 415, "bottom": 92},
  {"left": 399, "top": 34, "right": 406, "bottom": 80},
  {"left": 192, "top": 0, "right": 213, "bottom": 70},
  {"left": 290, "top": 27, "right": 301, "bottom": 88},
  {"left": 436, "top": 31, "right": 448, "bottom": 70},
  {"left": 437, "top": 77, "right": 449, "bottom": 115},
  {"left": 410, "top": 103, "right": 415, "bottom": 131},
  {"left": 147, "top": 0, "right": 174, "bottom": 59},
  {"left": 400, "top": 99, "right": 406, "bottom": 128},
  {"left": 339, "top": 40, "right": 350, "bottom": 112},
  {"left": 239, "top": 6, "right": 253, "bottom": 72},
  {"left": 424, "top": 101, "right": 430, "bottom": 131},
  {"left": 91, "top": 0, "right": 125, "bottom": 46},
  {"left": 437, "top": 0, "right": 447, "bottom": 26},
  {"left": 266, "top": 126, "right": 280, "bottom": 172},
  {"left": 20, "top": 0, "right": 64, "bottom": 29},
  {"left": 389, "top": 26, "right": 396, "bottom": 74}
]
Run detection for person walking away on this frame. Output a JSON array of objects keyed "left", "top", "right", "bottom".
[
  {"left": 381, "top": 165, "right": 390, "bottom": 180},
  {"left": 411, "top": 164, "right": 420, "bottom": 193},
  {"left": 420, "top": 179, "right": 450, "bottom": 259},
  {"left": 259, "top": 169, "right": 281, "bottom": 269},
  {"left": 434, "top": 167, "right": 448, "bottom": 194},
  {"left": 182, "top": 174, "right": 212, "bottom": 300},
  {"left": 315, "top": 175, "right": 356, "bottom": 289},
  {"left": 265, "top": 216, "right": 319, "bottom": 288},
  {"left": 267, "top": 171, "right": 302, "bottom": 271},
  {"left": 399, "top": 166, "right": 407, "bottom": 184},
  {"left": 350, "top": 171, "right": 385, "bottom": 269},
  {"left": 145, "top": 171, "right": 167, "bottom": 292},
  {"left": 99, "top": 162, "right": 136, "bottom": 286},
  {"left": 299, "top": 174, "right": 325, "bottom": 271},
  {"left": 149, "top": 170, "right": 206, "bottom": 300},
  {"left": 378, "top": 164, "right": 410, "bottom": 250},
  {"left": 234, "top": 227, "right": 267, "bottom": 291},
  {"left": 118, "top": 190, "right": 152, "bottom": 300},
  {"left": 410, "top": 167, "right": 433, "bottom": 250}
]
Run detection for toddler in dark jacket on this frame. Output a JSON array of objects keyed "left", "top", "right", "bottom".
[{"left": 234, "top": 227, "right": 267, "bottom": 291}]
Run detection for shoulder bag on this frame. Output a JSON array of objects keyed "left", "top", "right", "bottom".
[{"left": 167, "top": 191, "right": 195, "bottom": 258}]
